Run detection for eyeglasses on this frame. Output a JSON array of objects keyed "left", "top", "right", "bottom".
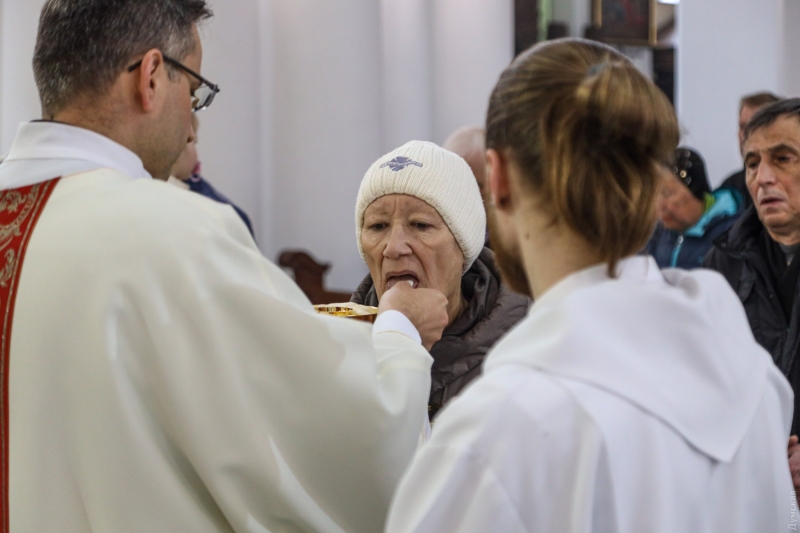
[{"left": 127, "top": 54, "right": 220, "bottom": 113}]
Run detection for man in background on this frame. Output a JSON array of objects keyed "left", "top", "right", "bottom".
[
  {"left": 0, "top": 1, "right": 447, "bottom": 531},
  {"left": 444, "top": 125, "right": 489, "bottom": 245},
  {"left": 705, "top": 98, "right": 800, "bottom": 492},
  {"left": 717, "top": 91, "right": 781, "bottom": 209},
  {"left": 443, "top": 126, "right": 487, "bottom": 200}
]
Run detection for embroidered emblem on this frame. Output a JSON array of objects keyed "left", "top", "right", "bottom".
[{"left": 380, "top": 157, "right": 423, "bottom": 172}]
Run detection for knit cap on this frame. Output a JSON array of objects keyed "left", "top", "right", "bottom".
[
  {"left": 674, "top": 147, "right": 710, "bottom": 201},
  {"left": 355, "top": 140, "right": 486, "bottom": 273}
]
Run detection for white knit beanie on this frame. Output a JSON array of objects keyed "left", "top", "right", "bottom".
[{"left": 355, "top": 140, "right": 486, "bottom": 273}]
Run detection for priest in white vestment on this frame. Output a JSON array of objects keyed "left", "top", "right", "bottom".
[
  {"left": 0, "top": 2, "right": 450, "bottom": 532},
  {"left": 386, "top": 39, "right": 795, "bottom": 533}
]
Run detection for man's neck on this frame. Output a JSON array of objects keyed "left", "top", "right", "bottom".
[
  {"left": 51, "top": 96, "right": 142, "bottom": 158},
  {"left": 765, "top": 226, "right": 800, "bottom": 248},
  {"left": 50, "top": 107, "right": 163, "bottom": 178}
]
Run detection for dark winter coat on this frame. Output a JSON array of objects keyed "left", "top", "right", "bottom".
[
  {"left": 351, "top": 247, "right": 530, "bottom": 419},
  {"left": 704, "top": 207, "right": 800, "bottom": 434},
  {"left": 186, "top": 173, "right": 254, "bottom": 237}
]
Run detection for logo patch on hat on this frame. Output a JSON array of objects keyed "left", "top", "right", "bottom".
[{"left": 380, "top": 157, "right": 424, "bottom": 172}]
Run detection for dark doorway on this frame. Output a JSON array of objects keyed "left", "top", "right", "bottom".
[
  {"left": 653, "top": 47, "right": 675, "bottom": 106},
  {"left": 515, "top": 0, "right": 539, "bottom": 56}
]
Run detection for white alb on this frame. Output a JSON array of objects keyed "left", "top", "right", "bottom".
[
  {"left": 2, "top": 121, "right": 432, "bottom": 533},
  {"left": 387, "top": 256, "right": 794, "bottom": 533}
]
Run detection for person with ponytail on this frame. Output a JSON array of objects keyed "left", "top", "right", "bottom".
[{"left": 385, "top": 38, "right": 793, "bottom": 533}]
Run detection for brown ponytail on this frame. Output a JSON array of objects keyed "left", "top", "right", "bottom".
[{"left": 486, "top": 38, "right": 679, "bottom": 275}]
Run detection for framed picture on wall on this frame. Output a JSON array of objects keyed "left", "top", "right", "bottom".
[{"left": 592, "top": 0, "right": 657, "bottom": 47}]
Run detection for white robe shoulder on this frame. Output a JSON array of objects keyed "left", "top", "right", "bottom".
[{"left": 387, "top": 258, "right": 794, "bottom": 533}]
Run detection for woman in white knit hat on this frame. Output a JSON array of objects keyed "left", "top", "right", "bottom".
[{"left": 351, "top": 140, "right": 530, "bottom": 419}]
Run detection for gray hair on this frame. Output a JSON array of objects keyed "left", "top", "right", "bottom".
[
  {"left": 33, "top": 0, "right": 213, "bottom": 117},
  {"left": 744, "top": 98, "right": 800, "bottom": 142}
]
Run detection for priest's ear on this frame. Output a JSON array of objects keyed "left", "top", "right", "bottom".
[
  {"left": 487, "top": 148, "right": 513, "bottom": 211},
  {"left": 129, "top": 49, "right": 168, "bottom": 114}
]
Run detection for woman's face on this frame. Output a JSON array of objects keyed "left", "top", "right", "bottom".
[{"left": 361, "top": 194, "right": 465, "bottom": 321}]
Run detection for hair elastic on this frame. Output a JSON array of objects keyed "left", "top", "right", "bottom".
[{"left": 587, "top": 63, "right": 609, "bottom": 77}]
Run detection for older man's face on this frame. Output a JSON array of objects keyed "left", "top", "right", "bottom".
[{"left": 745, "top": 115, "right": 800, "bottom": 244}]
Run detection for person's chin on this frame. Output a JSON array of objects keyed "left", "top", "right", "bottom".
[
  {"left": 759, "top": 205, "right": 789, "bottom": 223},
  {"left": 763, "top": 214, "right": 794, "bottom": 234}
]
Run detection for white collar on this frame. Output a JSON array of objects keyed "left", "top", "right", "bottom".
[
  {"left": 533, "top": 255, "right": 663, "bottom": 311},
  {"left": 0, "top": 121, "right": 151, "bottom": 189},
  {"left": 486, "top": 254, "right": 771, "bottom": 462}
]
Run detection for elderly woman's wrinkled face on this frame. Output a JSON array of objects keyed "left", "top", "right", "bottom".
[{"left": 362, "top": 194, "right": 465, "bottom": 316}]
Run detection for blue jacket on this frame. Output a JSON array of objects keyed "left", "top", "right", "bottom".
[
  {"left": 187, "top": 174, "right": 255, "bottom": 238},
  {"left": 647, "top": 188, "right": 741, "bottom": 270}
]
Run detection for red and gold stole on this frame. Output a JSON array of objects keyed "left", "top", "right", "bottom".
[{"left": 0, "top": 178, "right": 60, "bottom": 531}]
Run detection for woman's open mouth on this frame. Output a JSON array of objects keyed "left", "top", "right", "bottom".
[{"left": 386, "top": 273, "right": 420, "bottom": 289}]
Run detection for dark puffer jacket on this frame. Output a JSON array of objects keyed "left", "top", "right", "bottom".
[
  {"left": 704, "top": 207, "right": 800, "bottom": 435},
  {"left": 351, "top": 247, "right": 530, "bottom": 419}
]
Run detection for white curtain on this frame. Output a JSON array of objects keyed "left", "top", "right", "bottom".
[
  {"left": 0, "top": 0, "right": 515, "bottom": 290},
  {"left": 203, "top": 0, "right": 514, "bottom": 290}
]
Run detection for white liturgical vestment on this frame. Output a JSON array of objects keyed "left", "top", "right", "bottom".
[
  {"left": 0, "top": 122, "right": 432, "bottom": 533},
  {"left": 387, "top": 256, "right": 795, "bottom": 533}
]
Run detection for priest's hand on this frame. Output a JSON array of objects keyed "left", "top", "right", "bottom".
[
  {"left": 788, "top": 435, "right": 800, "bottom": 493},
  {"left": 379, "top": 282, "right": 448, "bottom": 351}
]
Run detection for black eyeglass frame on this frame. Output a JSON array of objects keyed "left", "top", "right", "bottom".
[{"left": 127, "top": 54, "right": 220, "bottom": 112}]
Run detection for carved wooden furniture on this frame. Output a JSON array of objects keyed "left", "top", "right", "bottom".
[{"left": 278, "top": 250, "right": 353, "bottom": 305}]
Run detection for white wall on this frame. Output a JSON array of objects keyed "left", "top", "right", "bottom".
[
  {"left": 677, "top": 0, "right": 788, "bottom": 187},
  {"left": 380, "top": 0, "right": 434, "bottom": 148},
  {"left": 208, "top": 0, "right": 514, "bottom": 290},
  {"left": 6, "top": 0, "right": 800, "bottom": 286},
  {"left": 782, "top": 0, "right": 800, "bottom": 99},
  {"left": 198, "top": 0, "right": 264, "bottom": 253},
  {"left": 268, "top": 0, "right": 385, "bottom": 290},
  {"left": 0, "top": 0, "right": 46, "bottom": 150},
  {"left": 431, "top": 0, "right": 514, "bottom": 143},
  {"left": 0, "top": 0, "right": 514, "bottom": 291}
]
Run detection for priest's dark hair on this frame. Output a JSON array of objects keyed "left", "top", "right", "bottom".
[
  {"left": 743, "top": 98, "right": 800, "bottom": 142},
  {"left": 33, "top": 0, "right": 213, "bottom": 118},
  {"left": 485, "top": 38, "right": 679, "bottom": 276}
]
